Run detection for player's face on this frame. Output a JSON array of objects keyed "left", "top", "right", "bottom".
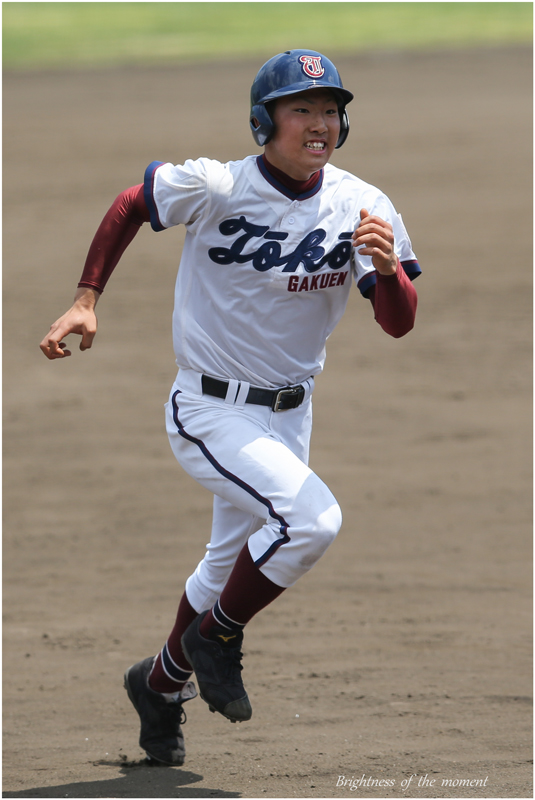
[{"left": 264, "top": 89, "right": 340, "bottom": 181}]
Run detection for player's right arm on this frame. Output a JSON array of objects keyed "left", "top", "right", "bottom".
[
  {"left": 40, "top": 286, "right": 99, "bottom": 359},
  {"left": 40, "top": 184, "right": 150, "bottom": 360}
]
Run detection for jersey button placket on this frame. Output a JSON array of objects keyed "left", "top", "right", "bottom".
[{"left": 282, "top": 200, "right": 301, "bottom": 229}]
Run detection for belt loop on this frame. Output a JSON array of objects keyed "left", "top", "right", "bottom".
[
  {"left": 224, "top": 379, "right": 240, "bottom": 405},
  {"left": 235, "top": 381, "right": 250, "bottom": 408}
]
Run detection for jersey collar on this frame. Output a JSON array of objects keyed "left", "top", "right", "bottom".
[{"left": 256, "top": 155, "right": 323, "bottom": 201}]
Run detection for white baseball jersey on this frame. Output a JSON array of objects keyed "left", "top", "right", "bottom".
[{"left": 144, "top": 155, "right": 420, "bottom": 388}]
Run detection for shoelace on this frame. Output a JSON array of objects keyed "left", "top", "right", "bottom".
[
  {"left": 215, "top": 647, "right": 245, "bottom": 682},
  {"left": 161, "top": 701, "right": 188, "bottom": 729}
]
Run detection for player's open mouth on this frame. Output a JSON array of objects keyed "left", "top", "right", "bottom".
[{"left": 305, "top": 141, "right": 326, "bottom": 152}]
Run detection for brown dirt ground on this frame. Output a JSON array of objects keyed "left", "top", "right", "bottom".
[{"left": 3, "top": 46, "right": 532, "bottom": 799}]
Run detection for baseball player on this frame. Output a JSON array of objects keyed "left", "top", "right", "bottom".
[{"left": 40, "top": 50, "right": 420, "bottom": 766}]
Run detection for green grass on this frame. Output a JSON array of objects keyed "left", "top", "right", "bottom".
[{"left": 3, "top": 2, "right": 532, "bottom": 71}]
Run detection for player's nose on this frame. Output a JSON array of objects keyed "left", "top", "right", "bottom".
[{"left": 309, "top": 112, "right": 329, "bottom": 133}]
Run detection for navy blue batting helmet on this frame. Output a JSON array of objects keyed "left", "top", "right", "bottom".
[{"left": 250, "top": 49, "right": 354, "bottom": 149}]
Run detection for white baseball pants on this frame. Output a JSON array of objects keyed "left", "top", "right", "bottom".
[{"left": 165, "top": 369, "right": 342, "bottom": 613}]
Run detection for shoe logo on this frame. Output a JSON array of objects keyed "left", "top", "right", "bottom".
[{"left": 217, "top": 634, "right": 237, "bottom": 643}]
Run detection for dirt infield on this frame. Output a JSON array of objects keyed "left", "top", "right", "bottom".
[{"left": 3, "top": 46, "right": 532, "bottom": 798}]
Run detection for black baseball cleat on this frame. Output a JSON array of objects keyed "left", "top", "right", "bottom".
[
  {"left": 181, "top": 611, "right": 252, "bottom": 722},
  {"left": 124, "top": 656, "right": 197, "bottom": 766}
]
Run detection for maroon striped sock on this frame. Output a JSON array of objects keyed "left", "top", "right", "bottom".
[
  {"left": 199, "top": 544, "right": 286, "bottom": 638},
  {"left": 149, "top": 591, "right": 198, "bottom": 694}
]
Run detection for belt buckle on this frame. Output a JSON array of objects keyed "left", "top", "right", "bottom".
[{"left": 272, "top": 385, "right": 302, "bottom": 412}]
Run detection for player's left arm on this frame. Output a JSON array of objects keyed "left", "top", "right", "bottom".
[
  {"left": 352, "top": 208, "right": 397, "bottom": 275},
  {"left": 353, "top": 208, "right": 418, "bottom": 338}
]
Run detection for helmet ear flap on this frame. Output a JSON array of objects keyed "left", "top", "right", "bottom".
[
  {"left": 335, "top": 108, "right": 350, "bottom": 149},
  {"left": 250, "top": 103, "right": 274, "bottom": 147}
]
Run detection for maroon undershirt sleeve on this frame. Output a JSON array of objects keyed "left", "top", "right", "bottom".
[
  {"left": 77, "top": 184, "right": 150, "bottom": 294},
  {"left": 367, "top": 260, "right": 418, "bottom": 338}
]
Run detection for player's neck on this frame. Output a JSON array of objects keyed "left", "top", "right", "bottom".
[{"left": 260, "top": 154, "right": 321, "bottom": 195}]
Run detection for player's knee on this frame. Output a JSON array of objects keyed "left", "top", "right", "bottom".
[
  {"left": 255, "top": 500, "right": 342, "bottom": 586},
  {"left": 298, "top": 500, "right": 342, "bottom": 569},
  {"left": 316, "top": 500, "right": 343, "bottom": 549}
]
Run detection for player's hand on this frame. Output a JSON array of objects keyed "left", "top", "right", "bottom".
[
  {"left": 40, "top": 287, "right": 99, "bottom": 360},
  {"left": 352, "top": 208, "right": 398, "bottom": 275}
]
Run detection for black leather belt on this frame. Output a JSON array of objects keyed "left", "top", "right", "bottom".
[{"left": 201, "top": 375, "right": 305, "bottom": 412}]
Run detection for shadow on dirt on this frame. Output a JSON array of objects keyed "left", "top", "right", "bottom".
[{"left": 2, "top": 760, "right": 241, "bottom": 798}]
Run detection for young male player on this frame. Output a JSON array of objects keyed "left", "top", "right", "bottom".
[{"left": 40, "top": 50, "right": 421, "bottom": 766}]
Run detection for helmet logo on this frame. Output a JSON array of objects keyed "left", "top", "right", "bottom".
[{"left": 299, "top": 54, "right": 325, "bottom": 79}]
